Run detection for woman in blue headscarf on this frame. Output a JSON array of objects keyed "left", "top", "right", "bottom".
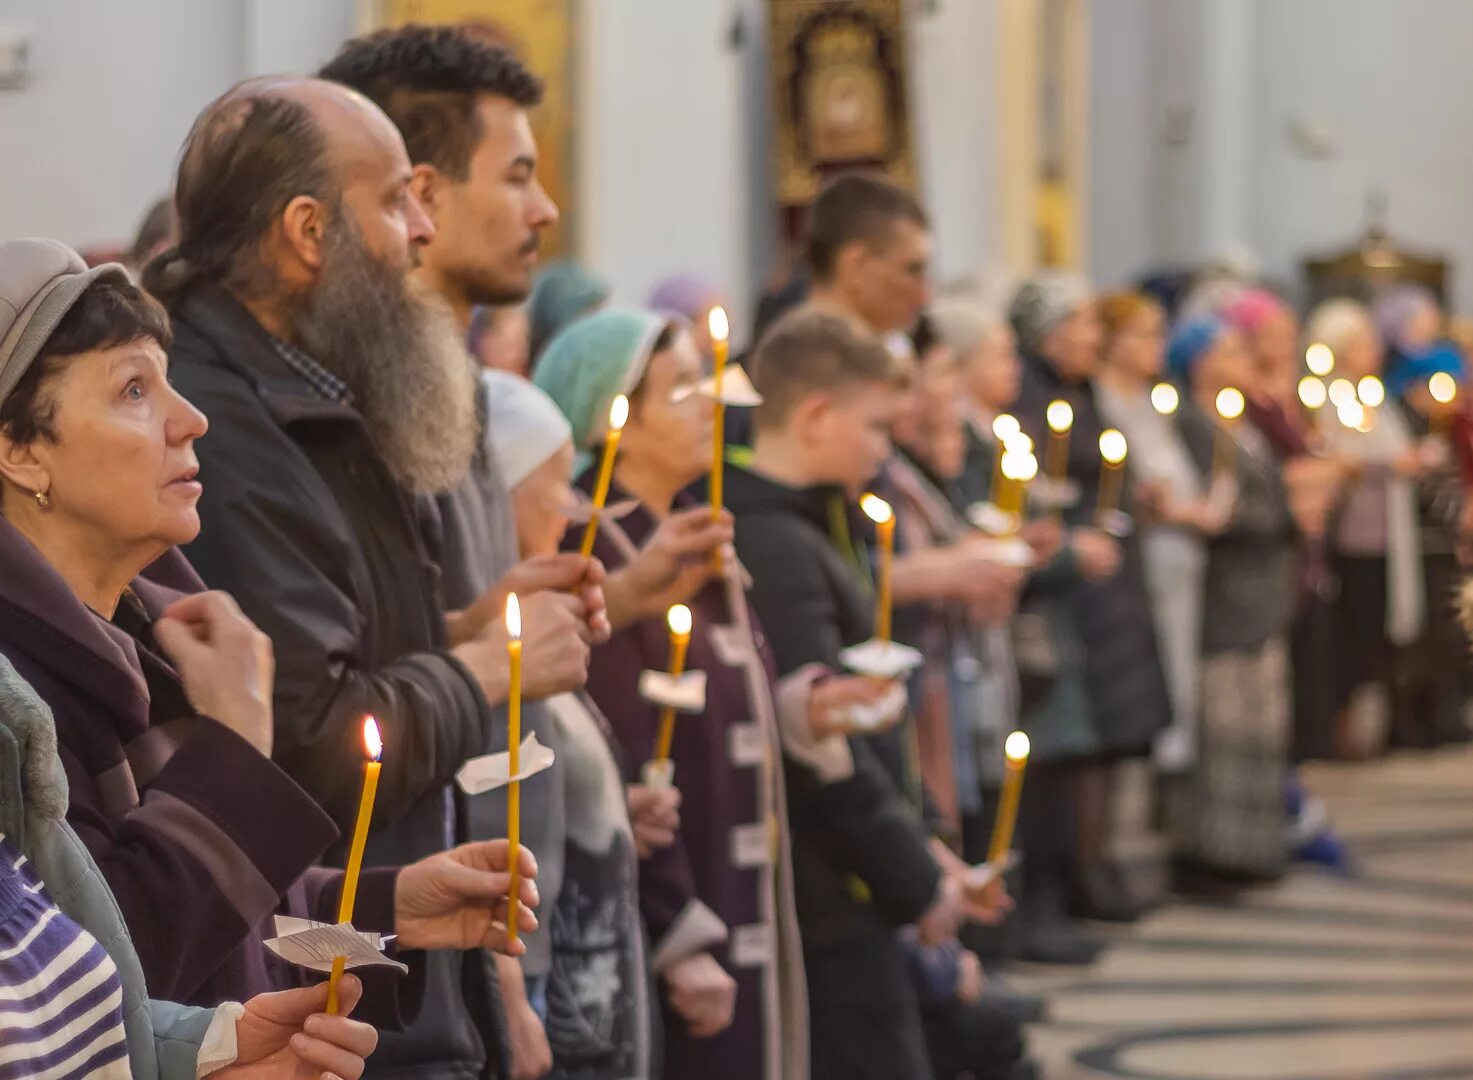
[{"left": 1167, "top": 315, "right": 1296, "bottom": 887}]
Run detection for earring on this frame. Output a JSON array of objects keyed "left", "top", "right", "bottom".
[{"left": 34, "top": 490, "right": 49, "bottom": 509}]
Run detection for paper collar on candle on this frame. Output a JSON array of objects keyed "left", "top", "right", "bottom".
[
  {"left": 564, "top": 495, "right": 640, "bottom": 526},
  {"left": 1027, "top": 475, "right": 1081, "bottom": 511},
  {"left": 264, "top": 916, "right": 408, "bottom": 974},
  {"left": 839, "top": 680, "right": 907, "bottom": 733},
  {"left": 639, "top": 669, "right": 709, "bottom": 714},
  {"left": 839, "top": 638, "right": 924, "bottom": 679},
  {"left": 972, "top": 536, "right": 1036, "bottom": 569},
  {"left": 691, "top": 365, "right": 764, "bottom": 407},
  {"left": 964, "top": 850, "right": 1021, "bottom": 892},
  {"left": 456, "top": 733, "right": 558, "bottom": 795},
  {"left": 1096, "top": 508, "right": 1135, "bottom": 539},
  {"left": 966, "top": 501, "right": 1022, "bottom": 537}
]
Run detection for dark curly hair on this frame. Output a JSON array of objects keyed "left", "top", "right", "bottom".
[{"left": 320, "top": 24, "right": 544, "bottom": 180}]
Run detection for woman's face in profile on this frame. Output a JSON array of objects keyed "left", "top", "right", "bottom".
[{"left": 3, "top": 339, "right": 209, "bottom": 556}]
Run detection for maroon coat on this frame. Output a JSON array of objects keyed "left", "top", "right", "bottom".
[{"left": 0, "top": 518, "right": 416, "bottom": 1021}]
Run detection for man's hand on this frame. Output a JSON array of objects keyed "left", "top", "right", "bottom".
[
  {"left": 916, "top": 875, "right": 965, "bottom": 946},
  {"left": 449, "top": 554, "right": 610, "bottom": 647},
  {"left": 1019, "top": 518, "right": 1064, "bottom": 565},
  {"left": 222, "top": 977, "right": 378, "bottom": 1080},
  {"left": 497, "top": 954, "right": 553, "bottom": 1080},
  {"left": 454, "top": 589, "right": 594, "bottom": 704},
  {"left": 394, "top": 841, "right": 539, "bottom": 955},
  {"left": 604, "top": 507, "right": 734, "bottom": 629},
  {"left": 627, "top": 784, "right": 682, "bottom": 858},
  {"left": 663, "top": 952, "right": 737, "bottom": 1039},
  {"left": 1071, "top": 528, "right": 1121, "bottom": 581}
]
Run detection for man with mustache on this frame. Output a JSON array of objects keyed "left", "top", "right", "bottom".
[
  {"left": 321, "top": 29, "right": 738, "bottom": 1079},
  {"left": 145, "top": 77, "right": 599, "bottom": 1078}
]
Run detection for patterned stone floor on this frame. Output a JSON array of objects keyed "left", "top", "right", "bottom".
[{"left": 1012, "top": 745, "right": 1473, "bottom": 1080}]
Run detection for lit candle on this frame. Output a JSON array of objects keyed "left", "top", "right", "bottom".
[
  {"left": 1305, "top": 342, "right": 1335, "bottom": 378},
  {"left": 995, "top": 450, "right": 1036, "bottom": 519},
  {"left": 986, "top": 731, "right": 1031, "bottom": 863},
  {"left": 1298, "top": 375, "right": 1328, "bottom": 433},
  {"left": 1213, "top": 386, "right": 1246, "bottom": 477},
  {"left": 1357, "top": 375, "right": 1385, "bottom": 409},
  {"left": 1045, "top": 400, "right": 1073, "bottom": 481},
  {"left": 578, "top": 394, "right": 630, "bottom": 557},
  {"left": 505, "top": 594, "right": 524, "bottom": 943},
  {"left": 989, "top": 414, "right": 1021, "bottom": 502},
  {"left": 1328, "top": 378, "right": 1356, "bottom": 410},
  {"left": 1430, "top": 371, "right": 1458, "bottom": 436},
  {"left": 326, "top": 716, "right": 383, "bottom": 1015},
  {"left": 653, "top": 604, "right": 695, "bottom": 762},
  {"left": 708, "top": 306, "right": 730, "bottom": 522},
  {"left": 1337, "top": 398, "right": 1367, "bottom": 431},
  {"left": 860, "top": 494, "right": 895, "bottom": 643},
  {"left": 1151, "top": 382, "right": 1180, "bottom": 416},
  {"left": 1096, "top": 429, "right": 1128, "bottom": 516}
]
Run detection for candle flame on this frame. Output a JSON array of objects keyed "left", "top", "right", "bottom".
[
  {"left": 1151, "top": 383, "right": 1180, "bottom": 416},
  {"left": 506, "top": 592, "right": 522, "bottom": 641},
  {"left": 667, "top": 603, "right": 693, "bottom": 637},
  {"left": 1306, "top": 342, "right": 1335, "bottom": 377},
  {"left": 1046, "top": 400, "right": 1074, "bottom": 433},
  {"left": 1298, "top": 375, "right": 1328, "bottom": 409},
  {"left": 1001, "top": 451, "right": 1039, "bottom": 483},
  {"left": 363, "top": 716, "right": 383, "bottom": 762},
  {"left": 1430, "top": 371, "right": 1458, "bottom": 404},
  {"left": 1215, "top": 387, "right": 1246, "bottom": 421},
  {"left": 1328, "top": 378, "right": 1356, "bottom": 409},
  {"left": 1357, "top": 375, "right": 1385, "bottom": 408},
  {"left": 859, "top": 492, "right": 894, "bottom": 525},
  {"left": 1099, "top": 429, "right": 1128, "bottom": 465},
  {"left": 608, "top": 394, "right": 630, "bottom": 432},
  {"left": 1004, "top": 730, "right": 1030, "bottom": 762},
  {"left": 992, "top": 413, "right": 1022, "bottom": 442},
  {"left": 707, "top": 306, "right": 729, "bottom": 343},
  {"left": 1336, "top": 399, "right": 1366, "bottom": 429},
  {"left": 1003, "top": 432, "right": 1034, "bottom": 455}
]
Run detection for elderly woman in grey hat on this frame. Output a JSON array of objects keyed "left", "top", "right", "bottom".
[
  {"left": 1004, "top": 271, "right": 1170, "bottom": 950},
  {"left": 0, "top": 239, "right": 542, "bottom": 1079}
]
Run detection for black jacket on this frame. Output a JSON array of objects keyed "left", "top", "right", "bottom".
[
  {"left": 169, "top": 286, "right": 499, "bottom": 1080},
  {"left": 725, "top": 464, "right": 941, "bottom": 950}
]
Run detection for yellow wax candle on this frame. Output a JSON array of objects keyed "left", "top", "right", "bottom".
[
  {"left": 986, "top": 731, "right": 1031, "bottom": 863},
  {"left": 1430, "top": 371, "right": 1458, "bottom": 436},
  {"left": 708, "top": 306, "right": 730, "bottom": 521},
  {"left": 578, "top": 394, "right": 630, "bottom": 558},
  {"left": 1045, "top": 400, "right": 1073, "bottom": 482},
  {"left": 995, "top": 450, "right": 1037, "bottom": 520},
  {"left": 326, "top": 716, "right": 383, "bottom": 1016},
  {"left": 1096, "top": 429, "right": 1128, "bottom": 516},
  {"left": 1213, "top": 387, "right": 1245, "bottom": 478},
  {"left": 653, "top": 604, "right": 695, "bottom": 762},
  {"left": 989, "top": 414, "right": 1020, "bottom": 503},
  {"left": 505, "top": 594, "right": 524, "bottom": 943},
  {"left": 860, "top": 494, "right": 895, "bottom": 643}
]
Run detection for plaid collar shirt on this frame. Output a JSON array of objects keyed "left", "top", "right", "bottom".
[{"left": 269, "top": 336, "right": 352, "bottom": 406}]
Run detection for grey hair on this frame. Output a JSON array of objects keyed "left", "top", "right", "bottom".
[{"left": 930, "top": 297, "right": 1007, "bottom": 359}]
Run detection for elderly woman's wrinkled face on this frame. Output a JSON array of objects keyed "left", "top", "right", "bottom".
[
  {"left": 512, "top": 441, "right": 576, "bottom": 558},
  {"left": 3, "top": 339, "right": 208, "bottom": 554},
  {"left": 619, "top": 329, "right": 713, "bottom": 489},
  {"left": 1043, "top": 303, "right": 1103, "bottom": 381},
  {"left": 963, "top": 326, "right": 1022, "bottom": 411}
]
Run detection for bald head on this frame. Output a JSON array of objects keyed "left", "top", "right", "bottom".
[{"left": 145, "top": 77, "right": 432, "bottom": 311}]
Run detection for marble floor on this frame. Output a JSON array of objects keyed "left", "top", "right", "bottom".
[{"left": 1012, "top": 745, "right": 1473, "bottom": 1080}]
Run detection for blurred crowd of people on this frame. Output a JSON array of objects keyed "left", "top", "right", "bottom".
[{"left": 2, "top": 19, "right": 1470, "bottom": 1080}]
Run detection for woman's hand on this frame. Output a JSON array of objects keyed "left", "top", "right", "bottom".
[
  {"left": 219, "top": 976, "right": 377, "bottom": 1080},
  {"left": 154, "top": 592, "right": 275, "bottom": 756},
  {"left": 1070, "top": 529, "right": 1121, "bottom": 581},
  {"left": 627, "top": 784, "right": 682, "bottom": 858},
  {"left": 394, "top": 841, "right": 539, "bottom": 955},
  {"left": 450, "top": 555, "right": 610, "bottom": 647},
  {"left": 604, "top": 507, "right": 735, "bottom": 629},
  {"left": 663, "top": 952, "right": 737, "bottom": 1039},
  {"left": 497, "top": 954, "right": 553, "bottom": 1080},
  {"left": 807, "top": 675, "right": 900, "bottom": 739}
]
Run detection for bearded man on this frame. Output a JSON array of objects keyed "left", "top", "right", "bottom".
[{"left": 145, "top": 77, "right": 598, "bottom": 1079}]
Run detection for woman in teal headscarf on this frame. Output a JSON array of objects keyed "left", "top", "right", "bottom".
[
  {"left": 535, "top": 310, "right": 810, "bottom": 1080},
  {"left": 526, "top": 260, "right": 611, "bottom": 366}
]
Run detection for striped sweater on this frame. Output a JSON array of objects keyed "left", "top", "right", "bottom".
[{"left": 0, "top": 835, "right": 130, "bottom": 1080}]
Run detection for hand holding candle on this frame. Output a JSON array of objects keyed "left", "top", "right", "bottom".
[
  {"left": 1213, "top": 387, "right": 1245, "bottom": 478},
  {"left": 860, "top": 494, "right": 896, "bottom": 644},
  {"left": 327, "top": 716, "right": 383, "bottom": 1015},
  {"left": 505, "top": 594, "right": 525, "bottom": 943},
  {"left": 653, "top": 604, "right": 695, "bottom": 763},
  {"left": 1096, "top": 429, "right": 1128, "bottom": 517},
  {"left": 986, "top": 731, "right": 1030, "bottom": 863},
  {"left": 579, "top": 394, "right": 630, "bottom": 557}
]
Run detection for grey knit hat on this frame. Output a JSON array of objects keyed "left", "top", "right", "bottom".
[
  {"left": 1007, "top": 270, "right": 1092, "bottom": 356},
  {"left": 0, "top": 239, "right": 130, "bottom": 404}
]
